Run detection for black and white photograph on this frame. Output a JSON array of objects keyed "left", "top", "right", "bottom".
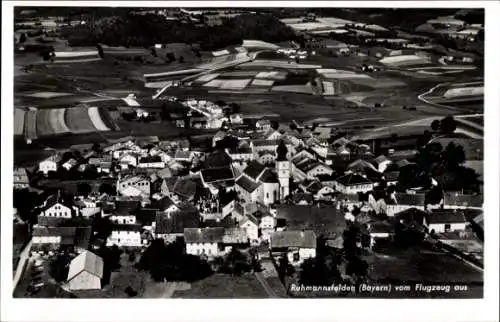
[{"left": 1, "top": 1, "right": 499, "bottom": 321}]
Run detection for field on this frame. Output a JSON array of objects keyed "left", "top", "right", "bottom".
[
  {"left": 14, "top": 108, "right": 25, "bottom": 136},
  {"left": 172, "top": 273, "right": 270, "bottom": 298}
]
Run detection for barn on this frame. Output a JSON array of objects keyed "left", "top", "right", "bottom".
[{"left": 66, "top": 251, "right": 104, "bottom": 291}]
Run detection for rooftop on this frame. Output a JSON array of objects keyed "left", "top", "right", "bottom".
[
  {"left": 428, "top": 209, "right": 468, "bottom": 224},
  {"left": 236, "top": 175, "right": 262, "bottom": 193},
  {"left": 67, "top": 251, "right": 104, "bottom": 281},
  {"left": 201, "top": 166, "right": 234, "bottom": 183},
  {"left": 270, "top": 230, "right": 316, "bottom": 249},
  {"left": 335, "top": 173, "right": 372, "bottom": 186},
  {"left": 184, "top": 227, "right": 225, "bottom": 244}
]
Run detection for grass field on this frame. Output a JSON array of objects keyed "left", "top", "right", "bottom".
[
  {"left": 172, "top": 273, "right": 269, "bottom": 298},
  {"left": 14, "top": 108, "right": 25, "bottom": 136}
]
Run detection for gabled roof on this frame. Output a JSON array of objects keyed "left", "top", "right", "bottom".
[
  {"left": 201, "top": 166, "right": 234, "bottom": 183},
  {"left": 394, "top": 207, "right": 428, "bottom": 226},
  {"left": 155, "top": 211, "right": 200, "bottom": 234},
  {"left": 67, "top": 251, "right": 104, "bottom": 281},
  {"left": 373, "top": 155, "right": 391, "bottom": 165},
  {"left": 259, "top": 168, "right": 279, "bottom": 183},
  {"left": 390, "top": 193, "right": 425, "bottom": 207},
  {"left": 243, "top": 160, "right": 266, "bottom": 180},
  {"left": 443, "top": 193, "right": 482, "bottom": 208},
  {"left": 222, "top": 228, "right": 248, "bottom": 244},
  {"left": 369, "top": 221, "right": 395, "bottom": 234},
  {"left": 152, "top": 196, "right": 175, "bottom": 211},
  {"left": 291, "top": 193, "right": 314, "bottom": 204},
  {"left": 240, "top": 213, "right": 259, "bottom": 226},
  {"left": 173, "top": 177, "right": 199, "bottom": 199},
  {"left": 348, "top": 159, "right": 378, "bottom": 173},
  {"left": 276, "top": 204, "right": 346, "bottom": 238},
  {"left": 335, "top": 173, "right": 372, "bottom": 186},
  {"left": 236, "top": 175, "right": 262, "bottom": 193},
  {"left": 32, "top": 226, "right": 76, "bottom": 245},
  {"left": 184, "top": 227, "right": 225, "bottom": 244},
  {"left": 270, "top": 230, "right": 316, "bottom": 249},
  {"left": 428, "top": 209, "right": 468, "bottom": 224}
]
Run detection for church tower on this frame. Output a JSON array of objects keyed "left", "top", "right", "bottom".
[{"left": 275, "top": 140, "right": 290, "bottom": 200}]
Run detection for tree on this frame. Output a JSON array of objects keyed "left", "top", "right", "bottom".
[
  {"left": 92, "top": 142, "right": 102, "bottom": 153},
  {"left": 49, "top": 251, "right": 71, "bottom": 282},
  {"left": 179, "top": 55, "right": 185, "bottom": 63},
  {"left": 99, "top": 182, "right": 115, "bottom": 195},
  {"left": 440, "top": 116, "right": 457, "bottom": 134},
  {"left": 442, "top": 142, "right": 466, "bottom": 169},
  {"left": 270, "top": 120, "right": 280, "bottom": 130},
  {"left": 430, "top": 119, "right": 440, "bottom": 132},
  {"left": 219, "top": 248, "right": 251, "bottom": 276},
  {"left": 77, "top": 182, "right": 92, "bottom": 197},
  {"left": 96, "top": 44, "right": 104, "bottom": 58},
  {"left": 289, "top": 123, "right": 297, "bottom": 131},
  {"left": 19, "top": 33, "right": 27, "bottom": 43}
]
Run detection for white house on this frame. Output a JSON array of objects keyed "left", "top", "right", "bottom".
[
  {"left": 109, "top": 214, "right": 137, "bottom": 225},
  {"left": 62, "top": 158, "right": 78, "bottom": 171},
  {"left": 235, "top": 175, "right": 263, "bottom": 205},
  {"left": 256, "top": 119, "right": 271, "bottom": 131},
  {"left": 184, "top": 227, "right": 225, "bottom": 257},
  {"left": 39, "top": 195, "right": 72, "bottom": 218},
  {"left": 239, "top": 214, "right": 259, "bottom": 244},
  {"left": 427, "top": 209, "right": 469, "bottom": 234},
  {"left": 270, "top": 230, "right": 317, "bottom": 266},
  {"left": 373, "top": 155, "right": 392, "bottom": 173},
  {"left": 66, "top": 251, "right": 104, "bottom": 291},
  {"left": 38, "top": 155, "right": 59, "bottom": 175},
  {"left": 119, "top": 154, "right": 138, "bottom": 169},
  {"left": 106, "top": 224, "right": 144, "bottom": 247},
  {"left": 117, "top": 175, "right": 150, "bottom": 197},
  {"left": 334, "top": 173, "right": 374, "bottom": 194}
]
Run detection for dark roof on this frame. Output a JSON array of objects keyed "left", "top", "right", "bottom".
[
  {"left": 369, "top": 221, "right": 395, "bottom": 234},
  {"left": 155, "top": 211, "right": 200, "bottom": 234},
  {"left": 243, "top": 161, "right": 266, "bottom": 180},
  {"left": 203, "top": 216, "right": 238, "bottom": 229},
  {"left": 202, "top": 151, "right": 231, "bottom": 168},
  {"left": 32, "top": 226, "right": 77, "bottom": 245},
  {"left": 383, "top": 171, "right": 400, "bottom": 181},
  {"left": 291, "top": 193, "right": 314, "bottom": 204},
  {"left": 428, "top": 209, "right": 468, "bottom": 224},
  {"left": 183, "top": 227, "right": 225, "bottom": 244},
  {"left": 276, "top": 205, "right": 346, "bottom": 239},
  {"left": 136, "top": 208, "right": 157, "bottom": 226},
  {"left": 40, "top": 194, "right": 69, "bottom": 212},
  {"left": 110, "top": 223, "right": 142, "bottom": 232},
  {"left": 74, "top": 226, "right": 92, "bottom": 250},
  {"left": 37, "top": 215, "right": 73, "bottom": 227},
  {"left": 115, "top": 199, "right": 140, "bottom": 215},
  {"left": 391, "top": 193, "right": 425, "bottom": 207},
  {"left": 335, "top": 173, "right": 372, "bottom": 186},
  {"left": 139, "top": 155, "right": 163, "bottom": 163},
  {"left": 259, "top": 168, "right": 279, "bottom": 183},
  {"left": 174, "top": 177, "right": 199, "bottom": 199},
  {"left": 201, "top": 166, "right": 234, "bottom": 183},
  {"left": 152, "top": 196, "right": 175, "bottom": 211},
  {"left": 236, "top": 176, "right": 261, "bottom": 193},
  {"left": 443, "top": 193, "right": 482, "bottom": 208},
  {"left": 270, "top": 230, "right": 316, "bottom": 248},
  {"left": 394, "top": 207, "right": 428, "bottom": 226}
]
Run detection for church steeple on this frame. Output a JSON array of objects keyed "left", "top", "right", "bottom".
[{"left": 276, "top": 140, "right": 288, "bottom": 161}]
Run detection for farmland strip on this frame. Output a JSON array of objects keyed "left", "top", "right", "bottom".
[
  {"left": 65, "top": 107, "right": 98, "bottom": 134},
  {"left": 88, "top": 107, "right": 110, "bottom": 131},
  {"left": 24, "top": 110, "right": 38, "bottom": 141}
]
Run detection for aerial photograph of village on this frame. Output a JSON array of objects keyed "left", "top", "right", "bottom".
[{"left": 11, "top": 6, "right": 484, "bottom": 299}]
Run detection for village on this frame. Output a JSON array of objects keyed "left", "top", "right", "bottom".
[{"left": 11, "top": 7, "right": 484, "bottom": 299}]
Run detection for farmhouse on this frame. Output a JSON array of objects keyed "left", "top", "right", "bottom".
[
  {"left": 442, "top": 193, "right": 482, "bottom": 209},
  {"left": 106, "top": 224, "right": 143, "bottom": 247},
  {"left": 154, "top": 206, "right": 201, "bottom": 243},
  {"left": 117, "top": 175, "right": 151, "bottom": 197},
  {"left": 367, "top": 221, "right": 395, "bottom": 248},
  {"left": 39, "top": 194, "right": 73, "bottom": 219},
  {"left": 427, "top": 209, "right": 468, "bottom": 234},
  {"left": 13, "top": 167, "right": 30, "bottom": 189},
  {"left": 138, "top": 156, "right": 165, "bottom": 169},
  {"left": 38, "top": 155, "right": 60, "bottom": 175},
  {"left": 66, "top": 251, "right": 104, "bottom": 291},
  {"left": 239, "top": 214, "right": 259, "bottom": 244},
  {"left": 386, "top": 193, "right": 426, "bottom": 217},
  {"left": 31, "top": 226, "right": 77, "bottom": 253},
  {"left": 184, "top": 227, "right": 225, "bottom": 257},
  {"left": 270, "top": 230, "right": 317, "bottom": 266},
  {"left": 334, "top": 173, "right": 374, "bottom": 194}
]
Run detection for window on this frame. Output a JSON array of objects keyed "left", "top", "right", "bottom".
[
  {"left": 293, "top": 252, "right": 300, "bottom": 262},
  {"left": 444, "top": 224, "right": 451, "bottom": 232},
  {"left": 266, "top": 192, "right": 269, "bottom": 199}
]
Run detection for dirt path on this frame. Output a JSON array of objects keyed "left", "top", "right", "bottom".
[{"left": 254, "top": 272, "right": 278, "bottom": 298}]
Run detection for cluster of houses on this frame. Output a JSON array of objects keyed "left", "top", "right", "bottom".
[{"left": 14, "top": 115, "right": 484, "bottom": 290}]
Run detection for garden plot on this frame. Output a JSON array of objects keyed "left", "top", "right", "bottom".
[
  {"left": 255, "top": 71, "right": 288, "bottom": 80},
  {"left": 443, "top": 86, "right": 483, "bottom": 99},
  {"left": 251, "top": 79, "right": 275, "bottom": 87},
  {"left": 219, "top": 79, "right": 252, "bottom": 90},
  {"left": 25, "top": 92, "right": 73, "bottom": 99},
  {"left": 49, "top": 108, "right": 71, "bottom": 134},
  {"left": 220, "top": 71, "right": 259, "bottom": 78},
  {"left": 14, "top": 108, "right": 25, "bottom": 136},
  {"left": 203, "top": 79, "right": 226, "bottom": 88},
  {"left": 194, "top": 73, "right": 220, "bottom": 83},
  {"left": 65, "top": 107, "right": 99, "bottom": 134},
  {"left": 349, "top": 77, "right": 406, "bottom": 89},
  {"left": 241, "top": 60, "right": 321, "bottom": 69},
  {"left": 242, "top": 40, "right": 280, "bottom": 50},
  {"left": 317, "top": 69, "right": 373, "bottom": 80},
  {"left": 379, "top": 55, "right": 432, "bottom": 67},
  {"left": 271, "top": 83, "right": 313, "bottom": 94},
  {"left": 24, "top": 110, "right": 37, "bottom": 140}
]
